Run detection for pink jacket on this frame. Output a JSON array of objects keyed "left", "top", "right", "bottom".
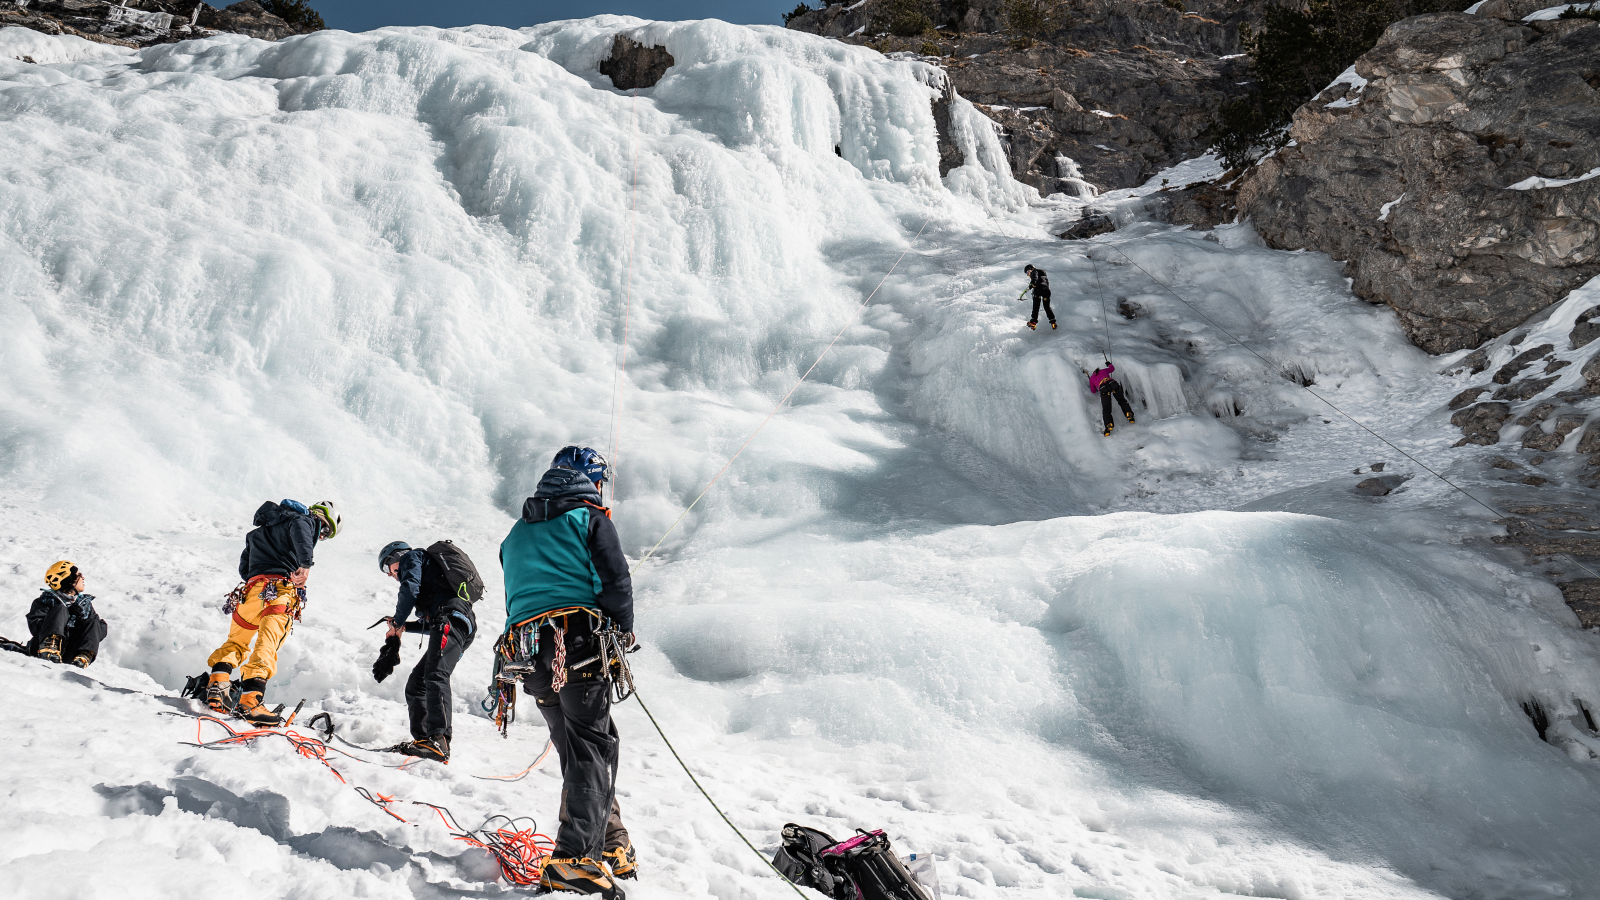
[{"left": 1089, "top": 364, "right": 1114, "bottom": 394}]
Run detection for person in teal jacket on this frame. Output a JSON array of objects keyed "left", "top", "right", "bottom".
[{"left": 502, "top": 447, "right": 635, "bottom": 898}]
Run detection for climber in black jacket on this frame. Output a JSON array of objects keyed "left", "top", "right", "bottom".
[{"left": 1023, "top": 264, "right": 1057, "bottom": 331}]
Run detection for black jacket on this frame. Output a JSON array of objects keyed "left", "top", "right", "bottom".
[
  {"left": 391, "top": 547, "right": 475, "bottom": 635},
  {"left": 515, "top": 467, "right": 634, "bottom": 632},
  {"left": 27, "top": 589, "right": 95, "bottom": 632},
  {"left": 238, "top": 501, "right": 318, "bottom": 581},
  {"left": 1028, "top": 268, "right": 1051, "bottom": 297}
]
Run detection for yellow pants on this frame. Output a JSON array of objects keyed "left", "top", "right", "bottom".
[{"left": 206, "top": 577, "right": 299, "bottom": 685}]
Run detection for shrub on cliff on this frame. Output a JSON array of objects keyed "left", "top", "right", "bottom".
[
  {"left": 872, "top": 0, "right": 938, "bottom": 36},
  {"left": 1213, "top": 0, "right": 1471, "bottom": 167},
  {"left": 259, "top": 0, "right": 325, "bottom": 31},
  {"left": 1004, "top": 0, "right": 1068, "bottom": 38}
]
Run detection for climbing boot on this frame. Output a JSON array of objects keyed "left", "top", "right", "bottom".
[
  {"left": 602, "top": 841, "right": 638, "bottom": 881},
  {"left": 1102, "top": 422, "right": 1114, "bottom": 437},
  {"left": 206, "top": 672, "right": 235, "bottom": 713},
  {"left": 1026, "top": 320, "right": 1037, "bottom": 330},
  {"left": 1050, "top": 321, "right": 1058, "bottom": 330},
  {"left": 537, "top": 857, "right": 624, "bottom": 898},
  {"left": 236, "top": 691, "right": 284, "bottom": 727},
  {"left": 35, "top": 634, "right": 63, "bottom": 664},
  {"left": 393, "top": 735, "right": 450, "bottom": 763},
  {"left": 71, "top": 652, "right": 95, "bottom": 669},
  {"left": 1125, "top": 411, "right": 1135, "bottom": 424}
]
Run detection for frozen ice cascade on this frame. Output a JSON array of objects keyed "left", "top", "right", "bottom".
[{"left": 3, "top": 17, "right": 1600, "bottom": 900}]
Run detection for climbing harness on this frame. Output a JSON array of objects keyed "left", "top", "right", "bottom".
[
  {"left": 1098, "top": 237, "right": 1600, "bottom": 581},
  {"left": 221, "top": 574, "right": 306, "bottom": 622},
  {"left": 485, "top": 607, "right": 620, "bottom": 735}
]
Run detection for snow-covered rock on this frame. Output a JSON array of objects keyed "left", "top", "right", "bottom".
[{"left": 1237, "top": 12, "right": 1600, "bottom": 353}]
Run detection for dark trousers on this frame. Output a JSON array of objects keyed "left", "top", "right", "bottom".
[
  {"left": 404, "top": 618, "right": 472, "bottom": 740},
  {"left": 1031, "top": 291, "right": 1055, "bottom": 324},
  {"left": 1099, "top": 378, "right": 1134, "bottom": 427},
  {"left": 524, "top": 620, "right": 629, "bottom": 859},
  {"left": 27, "top": 601, "right": 106, "bottom": 660}
]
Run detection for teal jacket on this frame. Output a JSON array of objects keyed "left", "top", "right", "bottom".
[{"left": 500, "top": 467, "right": 634, "bottom": 631}]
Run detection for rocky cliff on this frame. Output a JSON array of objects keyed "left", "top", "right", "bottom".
[
  {"left": 0, "top": 0, "right": 310, "bottom": 48},
  {"left": 787, "top": 0, "right": 1267, "bottom": 193},
  {"left": 1236, "top": 11, "right": 1600, "bottom": 353}
]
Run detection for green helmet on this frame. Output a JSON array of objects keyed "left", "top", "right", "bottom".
[{"left": 309, "top": 500, "right": 341, "bottom": 539}]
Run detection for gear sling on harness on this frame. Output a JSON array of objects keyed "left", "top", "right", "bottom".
[
  {"left": 489, "top": 607, "right": 601, "bottom": 736},
  {"left": 209, "top": 574, "right": 306, "bottom": 684}
]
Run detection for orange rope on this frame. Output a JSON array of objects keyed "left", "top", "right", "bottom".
[
  {"left": 472, "top": 739, "right": 555, "bottom": 782},
  {"left": 186, "top": 715, "right": 551, "bottom": 883}
]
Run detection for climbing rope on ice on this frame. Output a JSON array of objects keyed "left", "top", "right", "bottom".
[
  {"left": 629, "top": 216, "right": 932, "bottom": 574},
  {"left": 606, "top": 89, "right": 642, "bottom": 508},
  {"left": 1089, "top": 250, "right": 1111, "bottom": 363},
  {"left": 595, "top": 213, "right": 933, "bottom": 897},
  {"left": 179, "top": 714, "right": 556, "bottom": 882}
]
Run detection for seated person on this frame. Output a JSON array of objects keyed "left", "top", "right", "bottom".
[{"left": 29, "top": 561, "right": 108, "bottom": 668}]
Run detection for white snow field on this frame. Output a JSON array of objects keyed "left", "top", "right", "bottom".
[{"left": 3, "top": 16, "right": 1600, "bottom": 900}]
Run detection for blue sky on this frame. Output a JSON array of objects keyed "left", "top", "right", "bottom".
[{"left": 308, "top": 1, "right": 806, "bottom": 33}]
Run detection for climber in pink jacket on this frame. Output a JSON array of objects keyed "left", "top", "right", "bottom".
[{"left": 1088, "top": 362, "right": 1135, "bottom": 436}]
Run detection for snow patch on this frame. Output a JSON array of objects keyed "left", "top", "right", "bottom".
[
  {"left": 0, "top": 26, "right": 140, "bottom": 64},
  {"left": 1098, "top": 152, "right": 1226, "bottom": 203},
  {"left": 1509, "top": 165, "right": 1600, "bottom": 191},
  {"left": 1524, "top": 2, "right": 1598, "bottom": 19},
  {"left": 1379, "top": 193, "right": 1406, "bottom": 221}
]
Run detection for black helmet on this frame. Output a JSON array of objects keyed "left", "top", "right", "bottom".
[{"left": 378, "top": 541, "right": 411, "bottom": 572}]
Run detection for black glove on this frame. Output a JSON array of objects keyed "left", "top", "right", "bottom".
[{"left": 372, "top": 635, "right": 401, "bottom": 682}]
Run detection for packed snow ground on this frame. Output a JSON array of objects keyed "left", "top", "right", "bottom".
[{"left": 3, "top": 17, "right": 1600, "bottom": 900}]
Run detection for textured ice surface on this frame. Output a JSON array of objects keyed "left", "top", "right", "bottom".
[{"left": 2, "top": 17, "right": 1600, "bottom": 900}]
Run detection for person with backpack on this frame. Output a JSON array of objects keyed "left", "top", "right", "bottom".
[
  {"left": 28, "top": 560, "right": 108, "bottom": 668},
  {"left": 204, "top": 499, "right": 341, "bottom": 726},
  {"left": 502, "top": 446, "right": 635, "bottom": 898},
  {"left": 375, "top": 539, "right": 481, "bottom": 764},
  {"left": 1087, "top": 361, "right": 1135, "bottom": 436},
  {"left": 1023, "top": 264, "right": 1057, "bottom": 331}
]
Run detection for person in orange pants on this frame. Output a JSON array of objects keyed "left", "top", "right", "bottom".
[{"left": 206, "top": 499, "right": 341, "bottom": 726}]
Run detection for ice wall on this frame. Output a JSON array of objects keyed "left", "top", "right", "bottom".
[
  {"left": 3, "top": 18, "right": 1600, "bottom": 900},
  {"left": 0, "top": 20, "right": 1025, "bottom": 545}
]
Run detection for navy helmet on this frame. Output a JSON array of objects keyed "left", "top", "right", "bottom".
[
  {"left": 552, "top": 446, "right": 613, "bottom": 486},
  {"left": 378, "top": 541, "right": 411, "bottom": 572}
]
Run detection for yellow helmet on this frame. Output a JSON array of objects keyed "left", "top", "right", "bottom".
[{"left": 45, "top": 560, "right": 78, "bottom": 591}]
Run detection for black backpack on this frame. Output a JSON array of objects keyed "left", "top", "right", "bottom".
[
  {"left": 425, "top": 540, "right": 484, "bottom": 605},
  {"left": 773, "top": 824, "right": 932, "bottom": 900}
]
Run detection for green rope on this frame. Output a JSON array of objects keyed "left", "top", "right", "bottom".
[{"left": 631, "top": 689, "right": 809, "bottom": 897}]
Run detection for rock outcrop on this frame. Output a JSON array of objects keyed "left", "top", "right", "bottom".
[
  {"left": 598, "top": 35, "right": 675, "bottom": 91},
  {"left": 1236, "top": 12, "right": 1600, "bottom": 354},
  {"left": 787, "top": 0, "right": 1264, "bottom": 193}
]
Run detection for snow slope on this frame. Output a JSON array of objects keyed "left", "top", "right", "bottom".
[{"left": 3, "top": 17, "right": 1600, "bottom": 900}]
